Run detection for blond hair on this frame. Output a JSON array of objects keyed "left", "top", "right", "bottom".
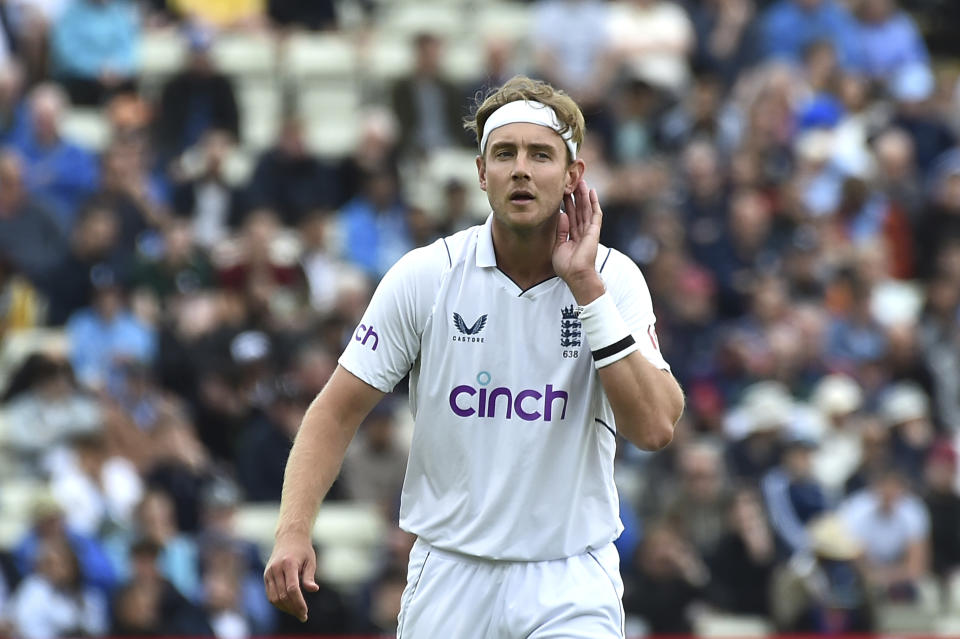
[{"left": 464, "top": 75, "right": 585, "bottom": 162}]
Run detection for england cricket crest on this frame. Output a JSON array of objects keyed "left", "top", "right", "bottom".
[{"left": 560, "top": 305, "right": 582, "bottom": 349}]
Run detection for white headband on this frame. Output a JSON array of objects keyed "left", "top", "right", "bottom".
[{"left": 479, "top": 100, "right": 578, "bottom": 159}]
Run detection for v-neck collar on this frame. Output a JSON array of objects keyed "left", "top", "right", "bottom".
[{"left": 477, "top": 214, "right": 560, "bottom": 297}]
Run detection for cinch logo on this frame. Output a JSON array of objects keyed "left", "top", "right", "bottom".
[
  {"left": 354, "top": 323, "right": 379, "bottom": 351},
  {"left": 448, "top": 371, "right": 568, "bottom": 421}
]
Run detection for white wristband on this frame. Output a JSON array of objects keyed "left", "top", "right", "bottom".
[{"left": 577, "top": 293, "right": 638, "bottom": 368}]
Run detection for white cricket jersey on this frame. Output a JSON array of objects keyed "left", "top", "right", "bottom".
[{"left": 339, "top": 214, "right": 670, "bottom": 561}]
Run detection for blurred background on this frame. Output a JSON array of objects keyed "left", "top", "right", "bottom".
[{"left": 0, "top": 0, "right": 959, "bottom": 637}]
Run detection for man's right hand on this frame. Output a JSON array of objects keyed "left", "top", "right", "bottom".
[{"left": 263, "top": 534, "right": 320, "bottom": 622}]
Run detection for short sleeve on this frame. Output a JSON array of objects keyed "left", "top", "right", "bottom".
[
  {"left": 904, "top": 497, "right": 931, "bottom": 540},
  {"left": 338, "top": 242, "right": 445, "bottom": 393},
  {"left": 600, "top": 249, "right": 670, "bottom": 371}
]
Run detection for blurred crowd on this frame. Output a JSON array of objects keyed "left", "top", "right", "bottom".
[{"left": 0, "top": 0, "right": 959, "bottom": 636}]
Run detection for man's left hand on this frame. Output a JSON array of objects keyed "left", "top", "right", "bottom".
[{"left": 553, "top": 179, "right": 605, "bottom": 305}]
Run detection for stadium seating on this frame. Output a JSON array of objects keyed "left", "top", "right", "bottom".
[{"left": 233, "top": 501, "right": 386, "bottom": 588}]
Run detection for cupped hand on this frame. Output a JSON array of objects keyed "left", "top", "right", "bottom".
[{"left": 553, "top": 179, "right": 605, "bottom": 302}]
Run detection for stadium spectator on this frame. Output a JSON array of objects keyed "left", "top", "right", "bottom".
[
  {"left": 170, "top": 130, "right": 243, "bottom": 248},
  {"left": 879, "top": 382, "right": 936, "bottom": 483},
  {"left": 922, "top": 440, "right": 960, "bottom": 578},
  {"left": 0, "top": 149, "right": 68, "bottom": 285},
  {"left": 340, "top": 396, "right": 408, "bottom": 516},
  {"left": 608, "top": 0, "right": 697, "bottom": 94},
  {"left": 888, "top": 63, "right": 956, "bottom": 174},
  {"left": 106, "top": 490, "right": 200, "bottom": 600},
  {"left": 840, "top": 468, "right": 931, "bottom": 601},
  {"left": 336, "top": 107, "right": 400, "bottom": 209},
  {"left": 761, "top": 430, "right": 830, "bottom": 556},
  {"left": 706, "top": 487, "right": 777, "bottom": 616},
  {"left": 13, "top": 494, "right": 117, "bottom": 596},
  {"left": 155, "top": 26, "right": 239, "bottom": 161},
  {"left": 725, "top": 382, "right": 792, "bottom": 479},
  {"left": 623, "top": 522, "right": 709, "bottom": 634},
  {"left": 49, "top": 431, "right": 144, "bottom": 537},
  {"left": 131, "top": 217, "right": 214, "bottom": 303},
  {"left": 91, "top": 138, "right": 170, "bottom": 245},
  {"left": 66, "top": 267, "right": 156, "bottom": 391},
  {"left": 605, "top": 74, "right": 667, "bottom": 165},
  {"left": 916, "top": 151, "right": 960, "bottom": 278},
  {"left": 658, "top": 440, "right": 733, "bottom": 556},
  {"left": 689, "top": 0, "right": 762, "bottom": 86},
  {"left": 43, "top": 201, "right": 129, "bottom": 325},
  {"left": 851, "top": 0, "right": 928, "bottom": 81},
  {"left": 7, "top": 537, "right": 109, "bottom": 639},
  {"left": 2, "top": 354, "right": 101, "bottom": 477},
  {"left": 11, "top": 84, "right": 99, "bottom": 227},
  {"left": 918, "top": 273, "right": 960, "bottom": 431},
  {"left": 809, "top": 373, "right": 865, "bottom": 498},
  {"left": 530, "top": 0, "right": 615, "bottom": 108},
  {"left": 759, "top": 0, "right": 859, "bottom": 68},
  {"left": 467, "top": 38, "right": 518, "bottom": 106},
  {"left": 872, "top": 127, "right": 925, "bottom": 219},
  {"left": 235, "top": 379, "right": 311, "bottom": 502},
  {"left": 144, "top": 410, "right": 214, "bottom": 532},
  {"left": 245, "top": 115, "right": 340, "bottom": 225},
  {"left": 335, "top": 166, "right": 413, "bottom": 279},
  {"left": 770, "top": 514, "right": 874, "bottom": 633},
  {"left": 110, "top": 580, "right": 167, "bottom": 636},
  {"left": 390, "top": 32, "right": 469, "bottom": 158},
  {"left": 659, "top": 71, "right": 727, "bottom": 151},
  {"left": 49, "top": 0, "right": 139, "bottom": 106},
  {"left": 198, "top": 551, "right": 255, "bottom": 638},
  {"left": 110, "top": 538, "right": 209, "bottom": 635},
  {"left": 196, "top": 481, "right": 275, "bottom": 634},
  {"left": 844, "top": 417, "right": 892, "bottom": 494},
  {"left": 298, "top": 209, "right": 368, "bottom": 317}
]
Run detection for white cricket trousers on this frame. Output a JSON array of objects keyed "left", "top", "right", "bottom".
[{"left": 396, "top": 538, "right": 625, "bottom": 639}]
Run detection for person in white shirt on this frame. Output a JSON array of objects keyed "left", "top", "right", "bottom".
[
  {"left": 8, "top": 538, "right": 108, "bottom": 639},
  {"left": 839, "top": 469, "right": 931, "bottom": 598},
  {"left": 263, "top": 75, "right": 685, "bottom": 638}
]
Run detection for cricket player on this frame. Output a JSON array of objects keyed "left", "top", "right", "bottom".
[{"left": 264, "top": 75, "right": 685, "bottom": 638}]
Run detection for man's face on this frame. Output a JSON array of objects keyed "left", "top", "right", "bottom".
[{"left": 477, "top": 122, "right": 579, "bottom": 233}]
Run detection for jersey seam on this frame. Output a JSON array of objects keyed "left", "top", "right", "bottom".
[
  {"left": 599, "top": 247, "right": 613, "bottom": 273},
  {"left": 595, "top": 418, "right": 616, "bottom": 439},
  {"left": 398, "top": 550, "right": 431, "bottom": 639},
  {"left": 587, "top": 550, "right": 626, "bottom": 638},
  {"left": 442, "top": 237, "right": 452, "bottom": 267}
]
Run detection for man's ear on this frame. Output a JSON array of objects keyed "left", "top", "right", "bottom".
[
  {"left": 476, "top": 155, "right": 487, "bottom": 192},
  {"left": 564, "top": 158, "right": 586, "bottom": 195}
]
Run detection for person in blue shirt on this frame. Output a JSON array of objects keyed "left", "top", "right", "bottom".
[
  {"left": 50, "top": 0, "right": 139, "bottom": 106},
  {"left": 851, "top": 0, "right": 928, "bottom": 80},
  {"left": 336, "top": 168, "right": 413, "bottom": 280},
  {"left": 66, "top": 268, "right": 156, "bottom": 391},
  {"left": 761, "top": 432, "right": 830, "bottom": 557},
  {"left": 14, "top": 495, "right": 117, "bottom": 597},
  {"left": 760, "top": 0, "right": 860, "bottom": 69},
  {"left": 11, "top": 84, "right": 99, "bottom": 230}
]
